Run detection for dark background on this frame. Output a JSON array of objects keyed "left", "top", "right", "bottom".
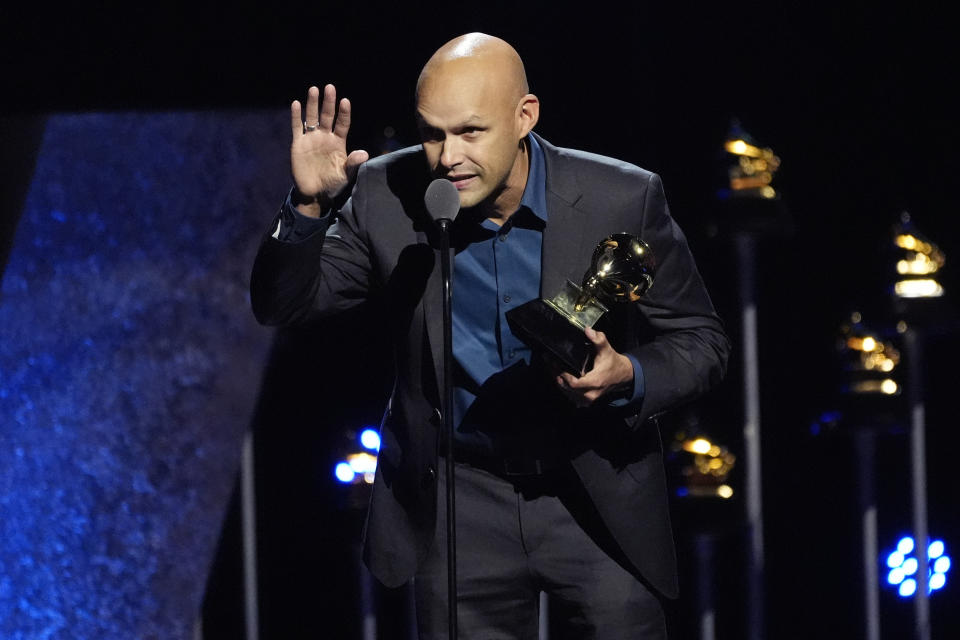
[{"left": 3, "top": 2, "right": 957, "bottom": 638}]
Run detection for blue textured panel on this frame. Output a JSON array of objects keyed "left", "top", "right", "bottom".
[{"left": 0, "top": 112, "right": 286, "bottom": 639}]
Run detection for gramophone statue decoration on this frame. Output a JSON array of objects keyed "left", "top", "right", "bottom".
[
  {"left": 722, "top": 119, "right": 781, "bottom": 201},
  {"left": 506, "top": 233, "right": 655, "bottom": 375}
]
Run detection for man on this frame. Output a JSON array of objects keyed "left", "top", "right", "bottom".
[{"left": 252, "top": 33, "right": 728, "bottom": 639}]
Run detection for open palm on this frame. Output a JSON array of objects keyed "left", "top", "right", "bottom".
[{"left": 290, "top": 84, "right": 369, "bottom": 214}]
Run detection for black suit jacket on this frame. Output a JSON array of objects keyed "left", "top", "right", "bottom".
[{"left": 251, "top": 133, "right": 729, "bottom": 598}]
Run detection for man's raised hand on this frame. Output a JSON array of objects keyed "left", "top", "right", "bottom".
[{"left": 290, "top": 84, "right": 369, "bottom": 218}]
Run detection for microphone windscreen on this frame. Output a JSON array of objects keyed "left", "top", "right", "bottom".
[{"left": 424, "top": 178, "right": 461, "bottom": 223}]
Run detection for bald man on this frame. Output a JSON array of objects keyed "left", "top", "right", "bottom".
[{"left": 252, "top": 33, "right": 728, "bottom": 639}]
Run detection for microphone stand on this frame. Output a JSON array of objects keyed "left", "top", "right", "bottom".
[
  {"left": 424, "top": 178, "right": 461, "bottom": 640},
  {"left": 438, "top": 217, "right": 458, "bottom": 640}
]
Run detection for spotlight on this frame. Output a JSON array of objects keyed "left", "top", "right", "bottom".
[
  {"left": 898, "top": 536, "right": 915, "bottom": 555},
  {"left": 334, "top": 462, "right": 356, "bottom": 484},
  {"left": 883, "top": 536, "right": 951, "bottom": 597},
  {"left": 899, "top": 579, "right": 918, "bottom": 597},
  {"left": 360, "top": 428, "right": 381, "bottom": 452},
  {"left": 332, "top": 428, "right": 381, "bottom": 486},
  {"left": 928, "top": 540, "right": 945, "bottom": 559}
]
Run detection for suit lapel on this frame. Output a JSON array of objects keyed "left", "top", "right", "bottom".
[
  {"left": 539, "top": 135, "right": 590, "bottom": 297},
  {"left": 542, "top": 191, "right": 589, "bottom": 297},
  {"left": 418, "top": 229, "right": 446, "bottom": 406}
]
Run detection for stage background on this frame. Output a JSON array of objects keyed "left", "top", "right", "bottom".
[{"left": 2, "top": 2, "right": 957, "bottom": 638}]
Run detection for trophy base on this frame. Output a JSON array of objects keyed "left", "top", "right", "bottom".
[{"left": 505, "top": 298, "right": 595, "bottom": 376}]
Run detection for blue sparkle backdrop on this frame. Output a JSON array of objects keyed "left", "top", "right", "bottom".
[{"left": 0, "top": 111, "right": 285, "bottom": 639}]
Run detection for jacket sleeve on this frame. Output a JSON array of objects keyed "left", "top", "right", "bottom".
[
  {"left": 626, "top": 173, "right": 730, "bottom": 425},
  {"left": 250, "top": 165, "right": 374, "bottom": 327}
]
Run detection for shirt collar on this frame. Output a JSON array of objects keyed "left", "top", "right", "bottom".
[{"left": 518, "top": 134, "right": 547, "bottom": 223}]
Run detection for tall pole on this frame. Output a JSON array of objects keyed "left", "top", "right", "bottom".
[
  {"left": 241, "top": 428, "right": 260, "bottom": 640},
  {"left": 904, "top": 327, "right": 930, "bottom": 640},
  {"left": 538, "top": 592, "right": 550, "bottom": 640},
  {"left": 439, "top": 219, "right": 458, "bottom": 640},
  {"left": 736, "top": 233, "right": 764, "bottom": 640},
  {"left": 696, "top": 533, "right": 717, "bottom": 640},
  {"left": 855, "top": 427, "right": 880, "bottom": 640},
  {"left": 360, "top": 563, "right": 377, "bottom": 640}
]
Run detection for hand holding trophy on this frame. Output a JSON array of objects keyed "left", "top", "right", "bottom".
[{"left": 506, "top": 233, "right": 656, "bottom": 376}]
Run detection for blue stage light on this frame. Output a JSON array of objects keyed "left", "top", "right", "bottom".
[
  {"left": 887, "top": 567, "right": 905, "bottom": 585},
  {"left": 933, "top": 556, "right": 950, "bottom": 574},
  {"left": 883, "top": 536, "right": 951, "bottom": 597},
  {"left": 360, "top": 428, "right": 381, "bottom": 452},
  {"left": 897, "top": 536, "right": 915, "bottom": 555},
  {"left": 928, "top": 540, "right": 944, "bottom": 559},
  {"left": 930, "top": 573, "right": 946, "bottom": 591},
  {"left": 334, "top": 462, "right": 356, "bottom": 483},
  {"left": 887, "top": 551, "right": 904, "bottom": 569},
  {"left": 899, "top": 579, "right": 917, "bottom": 597},
  {"left": 902, "top": 557, "right": 918, "bottom": 576}
]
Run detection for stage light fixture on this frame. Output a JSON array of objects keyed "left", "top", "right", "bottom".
[
  {"left": 360, "top": 428, "right": 381, "bottom": 452},
  {"left": 335, "top": 462, "right": 356, "bottom": 484},
  {"left": 930, "top": 572, "right": 946, "bottom": 590},
  {"left": 902, "top": 557, "right": 919, "bottom": 575},
  {"left": 893, "top": 214, "right": 945, "bottom": 299},
  {"left": 333, "top": 429, "right": 381, "bottom": 485},
  {"left": 883, "top": 536, "right": 951, "bottom": 597},
  {"left": 928, "top": 540, "right": 944, "bottom": 558},
  {"left": 899, "top": 536, "right": 915, "bottom": 554},
  {"left": 900, "top": 579, "right": 918, "bottom": 597}
]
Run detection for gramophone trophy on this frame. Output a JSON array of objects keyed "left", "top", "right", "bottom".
[{"left": 505, "top": 233, "right": 655, "bottom": 375}]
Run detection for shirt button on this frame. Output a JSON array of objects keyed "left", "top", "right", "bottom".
[
  {"left": 498, "top": 234, "right": 507, "bottom": 242},
  {"left": 507, "top": 350, "right": 516, "bottom": 359},
  {"left": 503, "top": 294, "right": 511, "bottom": 303}
]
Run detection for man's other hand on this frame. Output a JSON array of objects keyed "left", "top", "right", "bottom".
[{"left": 556, "top": 327, "right": 634, "bottom": 408}]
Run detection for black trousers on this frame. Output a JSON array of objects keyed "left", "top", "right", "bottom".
[{"left": 414, "top": 460, "right": 667, "bottom": 639}]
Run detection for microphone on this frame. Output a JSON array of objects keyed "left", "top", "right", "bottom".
[{"left": 424, "top": 178, "right": 461, "bottom": 226}]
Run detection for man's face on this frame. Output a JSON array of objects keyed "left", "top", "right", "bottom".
[{"left": 416, "top": 63, "right": 524, "bottom": 210}]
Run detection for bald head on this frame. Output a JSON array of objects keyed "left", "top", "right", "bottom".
[
  {"left": 414, "top": 33, "right": 539, "bottom": 216},
  {"left": 417, "top": 33, "right": 529, "bottom": 105}
]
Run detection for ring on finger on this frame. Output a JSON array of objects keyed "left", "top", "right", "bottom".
[{"left": 305, "top": 122, "right": 320, "bottom": 131}]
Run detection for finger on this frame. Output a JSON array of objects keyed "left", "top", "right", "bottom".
[
  {"left": 560, "top": 371, "right": 589, "bottom": 389},
  {"left": 334, "top": 97, "right": 352, "bottom": 138},
  {"left": 305, "top": 86, "right": 321, "bottom": 129},
  {"left": 319, "top": 84, "right": 337, "bottom": 130},
  {"left": 569, "top": 367, "right": 608, "bottom": 391},
  {"left": 585, "top": 326, "right": 607, "bottom": 347},
  {"left": 345, "top": 150, "right": 370, "bottom": 180},
  {"left": 290, "top": 100, "right": 303, "bottom": 138}
]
